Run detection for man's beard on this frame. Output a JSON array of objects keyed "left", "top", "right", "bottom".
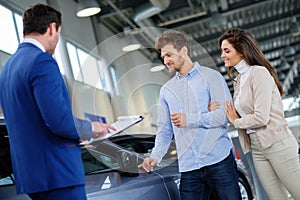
[
  {"left": 168, "top": 59, "right": 184, "bottom": 73},
  {"left": 168, "top": 67, "right": 176, "bottom": 73}
]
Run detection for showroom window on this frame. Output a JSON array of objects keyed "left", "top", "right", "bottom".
[
  {"left": 80, "top": 50, "right": 103, "bottom": 89},
  {"left": 67, "top": 42, "right": 83, "bottom": 82},
  {"left": 283, "top": 96, "right": 300, "bottom": 111},
  {"left": 110, "top": 67, "right": 120, "bottom": 96},
  {"left": 54, "top": 40, "right": 65, "bottom": 75},
  {"left": 14, "top": 13, "right": 23, "bottom": 43},
  {"left": 66, "top": 41, "right": 116, "bottom": 92},
  {"left": 0, "top": 4, "right": 20, "bottom": 54},
  {"left": 0, "top": 3, "right": 64, "bottom": 74}
]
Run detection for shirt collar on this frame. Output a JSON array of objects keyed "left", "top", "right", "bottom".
[
  {"left": 23, "top": 38, "right": 46, "bottom": 52},
  {"left": 176, "top": 62, "right": 199, "bottom": 78}
]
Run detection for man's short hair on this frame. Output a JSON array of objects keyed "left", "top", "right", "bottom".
[
  {"left": 155, "top": 30, "right": 191, "bottom": 54},
  {"left": 23, "top": 4, "right": 61, "bottom": 36}
]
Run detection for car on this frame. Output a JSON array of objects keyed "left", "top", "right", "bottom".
[
  {"left": 0, "top": 117, "right": 253, "bottom": 200},
  {"left": 0, "top": 118, "right": 180, "bottom": 200},
  {"left": 109, "top": 134, "right": 254, "bottom": 200}
]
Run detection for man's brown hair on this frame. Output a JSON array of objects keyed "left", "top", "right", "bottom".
[{"left": 155, "top": 30, "right": 191, "bottom": 55}]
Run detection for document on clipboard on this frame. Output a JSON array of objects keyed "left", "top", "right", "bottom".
[{"left": 80, "top": 115, "right": 144, "bottom": 145}]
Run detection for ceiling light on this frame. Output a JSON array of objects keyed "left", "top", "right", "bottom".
[
  {"left": 150, "top": 64, "right": 165, "bottom": 72},
  {"left": 76, "top": 0, "right": 101, "bottom": 17},
  {"left": 122, "top": 27, "right": 141, "bottom": 52},
  {"left": 150, "top": 54, "right": 165, "bottom": 72},
  {"left": 122, "top": 43, "right": 141, "bottom": 52}
]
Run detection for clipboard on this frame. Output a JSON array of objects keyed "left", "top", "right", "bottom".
[{"left": 80, "top": 115, "right": 144, "bottom": 145}]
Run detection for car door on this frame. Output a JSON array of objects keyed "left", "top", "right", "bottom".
[{"left": 81, "top": 140, "right": 180, "bottom": 200}]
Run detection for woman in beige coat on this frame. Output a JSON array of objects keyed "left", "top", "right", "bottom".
[{"left": 218, "top": 28, "right": 300, "bottom": 200}]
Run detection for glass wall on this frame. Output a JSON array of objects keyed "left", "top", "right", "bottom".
[
  {"left": 66, "top": 41, "right": 115, "bottom": 92},
  {"left": 0, "top": 3, "right": 116, "bottom": 94}
]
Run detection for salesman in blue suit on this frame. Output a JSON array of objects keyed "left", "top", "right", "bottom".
[{"left": 0, "top": 4, "right": 115, "bottom": 200}]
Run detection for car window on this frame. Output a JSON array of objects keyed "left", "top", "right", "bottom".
[
  {"left": 114, "top": 140, "right": 151, "bottom": 155},
  {"left": 114, "top": 138, "right": 177, "bottom": 161},
  {"left": 0, "top": 125, "right": 14, "bottom": 186},
  {"left": 81, "top": 148, "right": 120, "bottom": 175}
]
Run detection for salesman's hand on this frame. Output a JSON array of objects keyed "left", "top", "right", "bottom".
[
  {"left": 92, "top": 122, "right": 116, "bottom": 139},
  {"left": 138, "top": 157, "right": 158, "bottom": 173}
]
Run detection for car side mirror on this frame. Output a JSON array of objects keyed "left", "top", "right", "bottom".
[{"left": 117, "top": 151, "right": 139, "bottom": 177}]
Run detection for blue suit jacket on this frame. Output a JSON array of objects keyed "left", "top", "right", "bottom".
[{"left": 0, "top": 43, "right": 91, "bottom": 194}]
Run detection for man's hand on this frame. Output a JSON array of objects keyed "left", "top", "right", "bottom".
[
  {"left": 138, "top": 157, "right": 158, "bottom": 173},
  {"left": 170, "top": 113, "right": 186, "bottom": 128},
  {"left": 92, "top": 122, "right": 116, "bottom": 139},
  {"left": 208, "top": 101, "right": 220, "bottom": 112}
]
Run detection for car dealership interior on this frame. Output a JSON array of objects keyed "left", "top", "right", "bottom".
[
  {"left": 0, "top": 0, "right": 299, "bottom": 199},
  {"left": 0, "top": 0, "right": 299, "bottom": 132}
]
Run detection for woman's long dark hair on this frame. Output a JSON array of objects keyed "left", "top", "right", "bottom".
[{"left": 218, "top": 28, "right": 284, "bottom": 96}]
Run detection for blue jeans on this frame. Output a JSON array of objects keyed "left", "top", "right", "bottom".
[{"left": 179, "top": 151, "right": 241, "bottom": 200}]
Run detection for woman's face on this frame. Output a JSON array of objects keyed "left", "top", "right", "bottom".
[{"left": 220, "top": 39, "right": 243, "bottom": 67}]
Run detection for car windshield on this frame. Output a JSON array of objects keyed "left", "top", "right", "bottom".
[
  {"left": 81, "top": 148, "right": 120, "bottom": 175},
  {"left": 111, "top": 136, "right": 177, "bottom": 161}
]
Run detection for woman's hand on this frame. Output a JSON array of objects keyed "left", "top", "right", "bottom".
[{"left": 225, "top": 101, "right": 239, "bottom": 124}]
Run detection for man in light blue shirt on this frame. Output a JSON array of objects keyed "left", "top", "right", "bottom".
[{"left": 139, "top": 30, "right": 241, "bottom": 200}]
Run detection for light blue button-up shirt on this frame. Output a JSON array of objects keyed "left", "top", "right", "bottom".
[{"left": 150, "top": 62, "right": 233, "bottom": 172}]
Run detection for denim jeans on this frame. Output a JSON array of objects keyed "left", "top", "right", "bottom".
[{"left": 179, "top": 151, "right": 241, "bottom": 200}]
